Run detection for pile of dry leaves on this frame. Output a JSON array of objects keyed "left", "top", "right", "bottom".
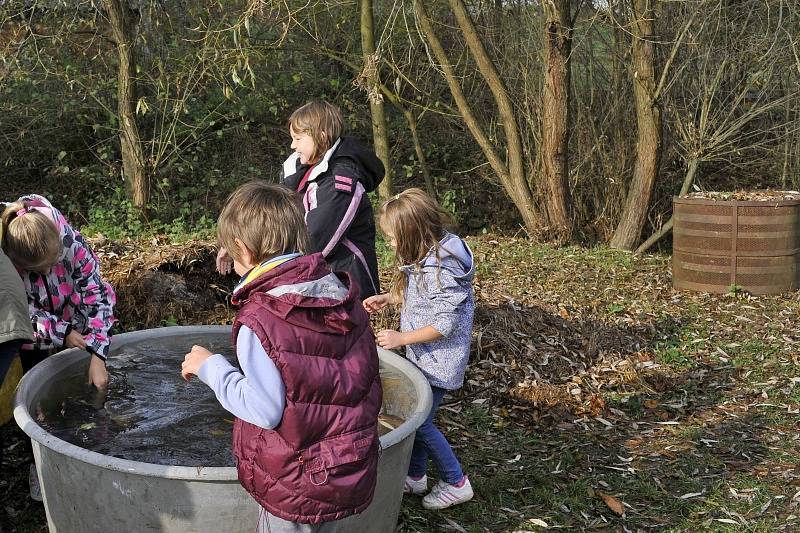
[
  {"left": 89, "top": 235, "right": 683, "bottom": 426},
  {"left": 687, "top": 189, "right": 800, "bottom": 201},
  {"left": 90, "top": 236, "right": 232, "bottom": 329}
]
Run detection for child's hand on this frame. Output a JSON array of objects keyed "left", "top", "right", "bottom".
[
  {"left": 363, "top": 294, "right": 392, "bottom": 314},
  {"left": 376, "top": 329, "right": 406, "bottom": 350},
  {"left": 87, "top": 355, "right": 109, "bottom": 390},
  {"left": 216, "top": 247, "right": 233, "bottom": 275},
  {"left": 65, "top": 330, "right": 88, "bottom": 350},
  {"left": 182, "top": 345, "right": 213, "bottom": 381}
]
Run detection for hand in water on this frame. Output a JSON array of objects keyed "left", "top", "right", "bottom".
[
  {"left": 88, "top": 355, "right": 109, "bottom": 390},
  {"left": 67, "top": 331, "right": 108, "bottom": 391},
  {"left": 91, "top": 382, "right": 108, "bottom": 410}
]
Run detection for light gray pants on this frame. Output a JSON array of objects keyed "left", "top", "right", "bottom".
[{"left": 257, "top": 508, "right": 339, "bottom": 533}]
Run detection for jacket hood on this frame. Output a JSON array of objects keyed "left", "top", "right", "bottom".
[
  {"left": 401, "top": 232, "right": 474, "bottom": 282},
  {"left": 233, "top": 253, "right": 359, "bottom": 335},
  {"left": 330, "top": 136, "right": 385, "bottom": 192}
]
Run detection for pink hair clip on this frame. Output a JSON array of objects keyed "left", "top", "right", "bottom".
[{"left": 16, "top": 207, "right": 29, "bottom": 218}]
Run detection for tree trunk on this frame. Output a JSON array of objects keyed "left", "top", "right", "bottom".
[
  {"left": 634, "top": 157, "right": 698, "bottom": 254},
  {"left": 447, "top": 0, "right": 536, "bottom": 228},
  {"left": 610, "top": 0, "right": 663, "bottom": 250},
  {"left": 413, "top": 0, "right": 539, "bottom": 233},
  {"left": 541, "top": 0, "right": 573, "bottom": 240},
  {"left": 360, "top": 0, "right": 393, "bottom": 200},
  {"left": 103, "top": 0, "right": 148, "bottom": 210},
  {"left": 402, "top": 108, "right": 436, "bottom": 197}
]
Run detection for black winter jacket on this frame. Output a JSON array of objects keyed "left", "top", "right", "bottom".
[{"left": 281, "top": 136, "right": 384, "bottom": 299}]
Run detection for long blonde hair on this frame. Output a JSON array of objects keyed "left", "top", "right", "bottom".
[
  {"left": 379, "top": 188, "right": 452, "bottom": 304},
  {"left": 1, "top": 201, "right": 60, "bottom": 272},
  {"left": 288, "top": 100, "right": 344, "bottom": 164}
]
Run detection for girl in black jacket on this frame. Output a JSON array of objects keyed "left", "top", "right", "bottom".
[
  {"left": 216, "top": 101, "right": 384, "bottom": 299},
  {"left": 278, "top": 100, "right": 384, "bottom": 298}
]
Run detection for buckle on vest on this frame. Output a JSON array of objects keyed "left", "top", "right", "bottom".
[
  {"left": 308, "top": 459, "right": 328, "bottom": 487},
  {"left": 308, "top": 457, "right": 329, "bottom": 486}
]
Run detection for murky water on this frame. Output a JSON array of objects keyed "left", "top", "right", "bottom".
[{"left": 37, "top": 333, "right": 405, "bottom": 467}]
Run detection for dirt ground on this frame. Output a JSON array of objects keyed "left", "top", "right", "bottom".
[{"left": 3, "top": 236, "right": 800, "bottom": 532}]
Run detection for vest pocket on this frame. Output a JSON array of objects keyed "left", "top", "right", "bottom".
[{"left": 298, "top": 426, "right": 378, "bottom": 499}]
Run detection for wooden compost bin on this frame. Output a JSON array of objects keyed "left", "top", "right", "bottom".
[{"left": 672, "top": 196, "right": 800, "bottom": 294}]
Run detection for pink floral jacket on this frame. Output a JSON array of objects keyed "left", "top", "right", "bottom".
[{"left": 10, "top": 195, "right": 116, "bottom": 359}]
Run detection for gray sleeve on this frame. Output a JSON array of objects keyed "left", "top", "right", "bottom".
[
  {"left": 424, "top": 268, "right": 468, "bottom": 338},
  {"left": 197, "top": 326, "right": 286, "bottom": 429}
]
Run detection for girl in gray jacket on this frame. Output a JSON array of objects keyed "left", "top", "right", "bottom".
[
  {"left": 0, "top": 245, "right": 34, "bottom": 497},
  {"left": 0, "top": 246, "right": 32, "bottom": 384},
  {"left": 363, "top": 188, "right": 475, "bottom": 511}
]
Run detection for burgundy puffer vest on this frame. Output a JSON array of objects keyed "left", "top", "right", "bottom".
[{"left": 231, "top": 253, "right": 382, "bottom": 524}]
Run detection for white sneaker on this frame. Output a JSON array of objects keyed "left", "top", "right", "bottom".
[
  {"left": 404, "top": 474, "right": 427, "bottom": 495},
  {"left": 422, "top": 477, "right": 473, "bottom": 510},
  {"left": 29, "top": 464, "right": 42, "bottom": 502}
]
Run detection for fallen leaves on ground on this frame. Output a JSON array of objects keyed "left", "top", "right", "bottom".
[
  {"left": 5, "top": 234, "right": 800, "bottom": 532},
  {"left": 599, "top": 492, "right": 626, "bottom": 516}
]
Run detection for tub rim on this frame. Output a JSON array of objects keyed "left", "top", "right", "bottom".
[{"left": 14, "top": 325, "right": 433, "bottom": 481}]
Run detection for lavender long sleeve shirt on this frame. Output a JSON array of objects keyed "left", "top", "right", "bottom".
[{"left": 198, "top": 325, "right": 286, "bottom": 429}]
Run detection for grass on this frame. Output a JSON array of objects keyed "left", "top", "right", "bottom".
[{"left": 392, "top": 235, "right": 800, "bottom": 532}]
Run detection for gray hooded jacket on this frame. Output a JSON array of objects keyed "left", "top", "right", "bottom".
[
  {"left": 399, "top": 232, "right": 474, "bottom": 390},
  {"left": 0, "top": 249, "right": 33, "bottom": 345}
]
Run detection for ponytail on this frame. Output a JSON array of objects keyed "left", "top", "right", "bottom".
[{"left": 1, "top": 201, "right": 60, "bottom": 272}]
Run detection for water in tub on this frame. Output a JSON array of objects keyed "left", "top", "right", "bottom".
[{"left": 35, "top": 333, "right": 404, "bottom": 466}]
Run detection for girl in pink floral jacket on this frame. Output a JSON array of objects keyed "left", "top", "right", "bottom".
[{"left": 0, "top": 194, "right": 115, "bottom": 388}]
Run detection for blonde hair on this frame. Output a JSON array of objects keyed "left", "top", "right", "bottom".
[
  {"left": 1, "top": 201, "right": 60, "bottom": 272},
  {"left": 288, "top": 100, "right": 344, "bottom": 164},
  {"left": 218, "top": 181, "right": 309, "bottom": 264},
  {"left": 379, "top": 188, "right": 452, "bottom": 304}
]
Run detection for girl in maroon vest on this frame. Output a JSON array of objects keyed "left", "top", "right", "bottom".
[
  {"left": 183, "top": 181, "right": 381, "bottom": 532},
  {"left": 364, "top": 188, "right": 475, "bottom": 510}
]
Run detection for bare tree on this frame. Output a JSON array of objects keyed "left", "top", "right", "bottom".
[
  {"left": 413, "top": 0, "right": 540, "bottom": 233},
  {"left": 540, "top": 0, "right": 574, "bottom": 239},
  {"left": 102, "top": 0, "right": 148, "bottom": 209},
  {"left": 359, "top": 0, "right": 393, "bottom": 199},
  {"left": 636, "top": 0, "right": 800, "bottom": 253},
  {"left": 608, "top": 0, "right": 662, "bottom": 250},
  {"left": 1, "top": 0, "right": 268, "bottom": 210}
]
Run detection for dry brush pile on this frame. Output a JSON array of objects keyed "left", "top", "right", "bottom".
[{"left": 92, "top": 235, "right": 710, "bottom": 428}]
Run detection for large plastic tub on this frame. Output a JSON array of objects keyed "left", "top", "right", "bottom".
[{"left": 15, "top": 326, "right": 432, "bottom": 533}]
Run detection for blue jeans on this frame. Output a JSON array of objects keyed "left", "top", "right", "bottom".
[{"left": 407, "top": 386, "right": 464, "bottom": 484}]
